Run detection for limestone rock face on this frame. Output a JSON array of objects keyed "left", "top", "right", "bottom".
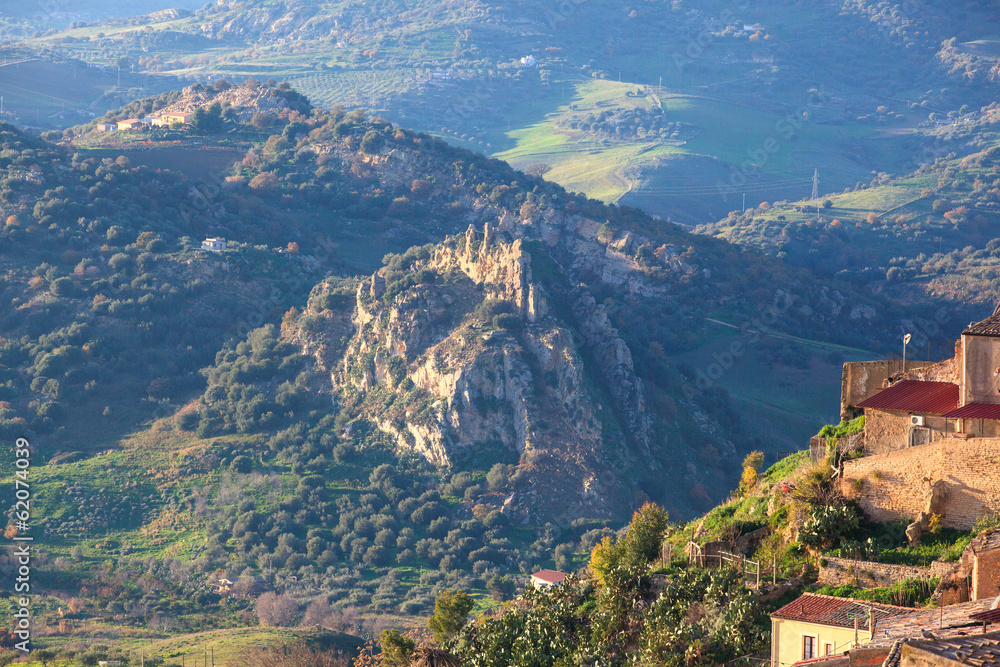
[{"left": 300, "top": 223, "right": 644, "bottom": 518}]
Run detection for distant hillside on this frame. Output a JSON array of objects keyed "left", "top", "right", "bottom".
[
  {"left": 697, "top": 101, "right": 1000, "bottom": 341},
  {"left": 17, "top": 0, "right": 1000, "bottom": 222}
]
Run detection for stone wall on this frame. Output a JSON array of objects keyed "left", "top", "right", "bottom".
[
  {"left": 841, "top": 361, "right": 892, "bottom": 420},
  {"left": 863, "top": 410, "right": 910, "bottom": 455},
  {"left": 962, "top": 334, "right": 1000, "bottom": 405},
  {"left": 864, "top": 410, "right": 951, "bottom": 456},
  {"left": 842, "top": 437, "right": 1000, "bottom": 529},
  {"left": 973, "top": 547, "right": 1000, "bottom": 600},
  {"left": 818, "top": 556, "right": 954, "bottom": 589}
]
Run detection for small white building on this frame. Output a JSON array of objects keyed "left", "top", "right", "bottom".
[
  {"left": 520, "top": 55, "right": 538, "bottom": 68},
  {"left": 202, "top": 238, "right": 227, "bottom": 252},
  {"left": 530, "top": 569, "right": 566, "bottom": 589},
  {"left": 744, "top": 24, "right": 756, "bottom": 32}
]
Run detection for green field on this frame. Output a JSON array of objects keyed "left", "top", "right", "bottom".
[{"left": 668, "top": 324, "right": 875, "bottom": 458}]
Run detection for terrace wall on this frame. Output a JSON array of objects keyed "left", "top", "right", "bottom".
[
  {"left": 817, "top": 556, "right": 953, "bottom": 589},
  {"left": 842, "top": 437, "right": 1000, "bottom": 529}
]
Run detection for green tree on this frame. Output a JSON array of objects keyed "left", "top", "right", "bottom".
[
  {"left": 622, "top": 502, "right": 669, "bottom": 563},
  {"left": 428, "top": 589, "right": 474, "bottom": 646},
  {"left": 193, "top": 103, "right": 224, "bottom": 133},
  {"left": 379, "top": 629, "right": 416, "bottom": 667},
  {"left": 738, "top": 450, "right": 765, "bottom": 496}
]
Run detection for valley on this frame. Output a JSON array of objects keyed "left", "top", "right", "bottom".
[{"left": 2, "top": 0, "right": 1000, "bottom": 665}]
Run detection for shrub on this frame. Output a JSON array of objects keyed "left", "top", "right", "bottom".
[
  {"left": 230, "top": 455, "right": 252, "bottom": 473},
  {"left": 799, "top": 504, "right": 860, "bottom": 549},
  {"left": 492, "top": 313, "right": 522, "bottom": 330},
  {"left": 360, "top": 130, "right": 382, "bottom": 155},
  {"left": 249, "top": 172, "right": 279, "bottom": 193}
]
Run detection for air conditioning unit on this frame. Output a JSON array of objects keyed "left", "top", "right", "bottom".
[{"left": 911, "top": 415, "right": 925, "bottom": 427}]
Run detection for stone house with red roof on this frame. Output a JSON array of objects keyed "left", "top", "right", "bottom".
[{"left": 835, "top": 304, "right": 1000, "bottom": 530}]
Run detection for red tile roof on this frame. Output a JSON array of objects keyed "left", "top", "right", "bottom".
[
  {"left": 772, "top": 594, "right": 909, "bottom": 629},
  {"left": 856, "top": 380, "right": 959, "bottom": 415},
  {"left": 944, "top": 403, "right": 1000, "bottom": 420},
  {"left": 531, "top": 569, "right": 566, "bottom": 584}
]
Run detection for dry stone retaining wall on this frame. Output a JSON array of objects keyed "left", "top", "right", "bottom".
[
  {"left": 842, "top": 437, "right": 1000, "bottom": 529},
  {"left": 818, "top": 556, "right": 954, "bottom": 589}
]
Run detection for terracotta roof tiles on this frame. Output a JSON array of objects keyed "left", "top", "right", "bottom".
[
  {"left": 530, "top": 569, "right": 566, "bottom": 584},
  {"left": 965, "top": 313, "right": 1000, "bottom": 337},
  {"left": 771, "top": 594, "right": 909, "bottom": 629}
]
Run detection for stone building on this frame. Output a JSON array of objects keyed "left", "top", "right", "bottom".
[{"left": 837, "top": 303, "right": 1000, "bottom": 530}]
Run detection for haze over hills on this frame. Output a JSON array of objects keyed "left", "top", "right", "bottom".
[
  {"left": 0, "top": 74, "right": 957, "bottom": 653},
  {"left": 5, "top": 1, "right": 1000, "bottom": 664},
  {"left": 8, "top": 0, "right": 1000, "bottom": 224}
]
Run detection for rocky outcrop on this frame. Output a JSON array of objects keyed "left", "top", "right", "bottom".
[
  {"left": 905, "top": 480, "right": 948, "bottom": 545},
  {"left": 309, "top": 222, "right": 642, "bottom": 518},
  {"left": 570, "top": 291, "right": 653, "bottom": 458},
  {"left": 429, "top": 224, "right": 547, "bottom": 323}
]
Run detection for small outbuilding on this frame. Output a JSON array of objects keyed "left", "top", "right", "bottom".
[{"left": 202, "top": 238, "right": 227, "bottom": 252}]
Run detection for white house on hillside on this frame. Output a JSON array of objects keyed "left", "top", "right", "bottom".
[
  {"left": 530, "top": 569, "right": 566, "bottom": 589},
  {"left": 202, "top": 238, "right": 227, "bottom": 252}
]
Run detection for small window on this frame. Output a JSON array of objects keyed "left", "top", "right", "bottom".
[
  {"left": 825, "top": 643, "right": 834, "bottom": 656},
  {"left": 803, "top": 636, "right": 816, "bottom": 660}
]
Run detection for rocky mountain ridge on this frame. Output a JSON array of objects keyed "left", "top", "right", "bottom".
[{"left": 285, "top": 222, "right": 649, "bottom": 520}]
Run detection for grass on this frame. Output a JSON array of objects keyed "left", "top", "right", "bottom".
[
  {"left": 493, "top": 77, "right": 889, "bottom": 221},
  {"left": 667, "top": 329, "right": 871, "bottom": 457}
]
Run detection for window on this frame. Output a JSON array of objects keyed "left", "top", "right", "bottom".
[
  {"left": 803, "top": 635, "right": 816, "bottom": 660},
  {"left": 825, "top": 643, "right": 834, "bottom": 656}
]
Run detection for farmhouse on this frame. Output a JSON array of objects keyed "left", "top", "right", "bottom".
[
  {"left": 95, "top": 123, "right": 116, "bottom": 133},
  {"left": 771, "top": 595, "right": 1000, "bottom": 666},
  {"left": 152, "top": 112, "right": 193, "bottom": 127},
  {"left": 836, "top": 302, "right": 1000, "bottom": 530},
  {"left": 201, "top": 238, "right": 227, "bottom": 252},
  {"left": 116, "top": 118, "right": 147, "bottom": 131},
  {"left": 209, "top": 577, "right": 234, "bottom": 594},
  {"left": 530, "top": 569, "right": 566, "bottom": 589}
]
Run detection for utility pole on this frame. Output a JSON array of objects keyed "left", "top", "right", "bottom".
[
  {"left": 742, "top": 193, "right": 746, "bottom": 213},
  {"left": 811, "top": 168, "right": 819, "bottom": 202}
]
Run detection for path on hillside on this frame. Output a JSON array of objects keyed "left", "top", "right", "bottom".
[{"left": 704, "top": 317, "right": 875, "bottom": 355}]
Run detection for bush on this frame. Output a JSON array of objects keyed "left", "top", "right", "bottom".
[
  {"left": 50, "top": 277, "right": 75, "bottom": 297},
  {"left": 474, "top": 299, "right": 513, "bottom": 320},
  {"left": 360, "top": 131, "right": 382, "bottom": 154},
  {"left": 799, "top": 504, "right": 860, "bottom": 550},
  {"left": 492, "top": 313, "right": 522, "bottom": 330},
  {"left": 230, "top": 455, "right": 253, "bottom": 473}
]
